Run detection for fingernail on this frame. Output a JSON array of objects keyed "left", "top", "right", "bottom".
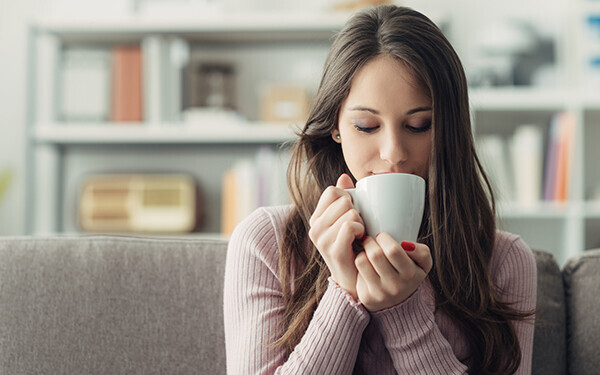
[
  {"left": 401, "top": 241, "right": 416, "bottom": 251},
  {"left": 361, "top": 235, "right": 368, "bottom": 241}
]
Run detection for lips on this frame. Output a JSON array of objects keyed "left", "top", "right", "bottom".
[{"left": 372, "top": 171, "right": 410, "bottom": 175}]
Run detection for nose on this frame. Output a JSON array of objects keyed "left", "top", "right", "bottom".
[{"left": 379, "top": 130, "right": 408, "bottom": 166}]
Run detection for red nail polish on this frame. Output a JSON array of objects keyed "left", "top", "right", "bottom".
[
  {"left": 401, "top": 241, "right": 415, "bottom": 251},
  {"left": 361, "top": 235, "right": 368, "bottom": 241}
]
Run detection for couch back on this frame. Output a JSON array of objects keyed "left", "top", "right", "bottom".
[
  {"left": 0, "top": 236, "right": 228, "bottom": 374},
  {"left": 0, "top": 236, "right": 599, "bottom": 374}
]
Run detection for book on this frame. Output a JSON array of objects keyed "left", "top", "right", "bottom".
[
  {"left": 220, "top": 158, "right": 255, "bottom": 236},
  {"left": 163, "top": 37, "right": 189, "bottom": 122},
  {"left": 553, "top": 111, "right": 576, "bottom": 202},
  {"left": 543, "top": 113, "right": 561, "bottom": 201},
  {"left": 220, "top": 147, "right": 290, "bottom": 235},
  {"left": 142, "top": 37, "right": 163, "bottom": 125},
  {"left": 60, "top": 48, "right": 110, "bottom": 122},
  {"left": 111, "top": 45, "right": 143, "bottom": 122},
  {"left": 476, "top": 134, "right": 514, "bottom": 202},
  {"left": 541, "top": 111, "right": 577, "bottom": 202},
  {"left": 510, "top": 125, "right": 544, "bottom": 205},
  {"left": 221, "top": 169, "right": 239, "bottom": 236}
]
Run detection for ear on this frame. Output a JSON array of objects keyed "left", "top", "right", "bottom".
[{"left": 331, "top": 130, "right": 341, "bottom": 143}]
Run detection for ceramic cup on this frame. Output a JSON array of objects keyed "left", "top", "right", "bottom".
[{"left": 345, "top": 173, "right": 425, "bottom": 243}]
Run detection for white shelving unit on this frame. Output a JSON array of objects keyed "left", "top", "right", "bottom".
[
  {"left": 466, "top": 0, "right": 600, "bottom": 264},
  {"left": 26, "top": 11, "right": 349, "bottom": 236},
  {"left": 26, "top": 5, "right": 600, "bottom": 265}
]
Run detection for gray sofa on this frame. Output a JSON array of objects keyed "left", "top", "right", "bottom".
[{"left": 0, "top": 235, "right": 598, "bottom": 374}]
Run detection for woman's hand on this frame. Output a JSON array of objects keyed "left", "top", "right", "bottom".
[
  {"left": 309, "top": 174, "right": 365, "bottom": 300},
  {"left": 355, "top": 234, "right": 432, "bottom": 312}
]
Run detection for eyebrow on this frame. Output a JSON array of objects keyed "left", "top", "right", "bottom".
[{"left": 348, "top": 105, "right": 432, "bottom": 115}]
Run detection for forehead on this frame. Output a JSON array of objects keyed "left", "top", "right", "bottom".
[{"left": 344, "top": 55, "right": 430, "bottom": 108}]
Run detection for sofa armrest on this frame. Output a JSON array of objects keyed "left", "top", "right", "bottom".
[
  {"left": 532, "top": 249, "right": 567, "bottom": 375},
  {"left": 563, "top": 248, "right": 600, "bottom": 375}
]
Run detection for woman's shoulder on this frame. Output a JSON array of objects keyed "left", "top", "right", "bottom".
[
  {"left": 490, "top": 230, "right": 537, "bottom": 282},
  {"left": 227, "top": 205, "right": 294, "bottom": 266},
  {"left": 232, "top": 204, "right": 293, "bottom": 235}
]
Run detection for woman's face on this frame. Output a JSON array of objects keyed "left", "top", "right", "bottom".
[{"left": 334, "top": 55, "right": 432, "bottom": 181}]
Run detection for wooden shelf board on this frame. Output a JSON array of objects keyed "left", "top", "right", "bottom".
[
  {"left": 35, "top": 12, "right": 351, "bottom": 41},
  {"left": 33, "top": 122, "right": 298, "bottom": 144}
]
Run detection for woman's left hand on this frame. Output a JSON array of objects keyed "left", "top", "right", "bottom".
[{"left": 355, "top": 233, "right": 433, "bottom": 312}]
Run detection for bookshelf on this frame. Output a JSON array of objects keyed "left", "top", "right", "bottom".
[
  {"left": 26, "top": 12, "right": 340, "bottom": 237},
  {"left": 26, "top": 5, "right": 600, "bottom": 265},
  {"left": 465, "top": 0, "right": 600, "bottom": 265}
]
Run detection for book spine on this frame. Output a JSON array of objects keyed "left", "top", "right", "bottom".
[
  {"left": 111, "top": 45, "right": 143, "bottom": 122},
  {"left": 142, "top": 36, "right": 163, "bottom": 125},
  {"left": 511, "top": 125, "right": 543, "bottom": 205}
]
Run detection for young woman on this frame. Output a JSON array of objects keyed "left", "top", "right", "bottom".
[{"left": 224, "top": 5, "right": 536, "bottom": 374}]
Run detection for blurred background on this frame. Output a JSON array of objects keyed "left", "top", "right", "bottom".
[{"left": 1, "top": 0, "right": 598, "bottom": 264}]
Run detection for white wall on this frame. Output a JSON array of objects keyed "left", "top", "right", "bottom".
[{"left": 0, "top": 0, "right": 44, "bottom": 235}]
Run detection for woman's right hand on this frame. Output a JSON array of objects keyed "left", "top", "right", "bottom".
[{"left": 309, "top": 174, "right": 365, "bottom": 300}]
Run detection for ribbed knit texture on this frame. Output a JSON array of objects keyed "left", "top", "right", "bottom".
[{"left": 223, "top": 205, "right": 537, "bottom": 374}]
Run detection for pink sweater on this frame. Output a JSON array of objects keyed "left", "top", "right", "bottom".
[{"left": 223, "top": 205, "right": 537, "bottom": 374}]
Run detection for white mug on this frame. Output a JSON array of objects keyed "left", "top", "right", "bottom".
[{"left": 345, "top": 173, "right": 425, "bottom": 243}]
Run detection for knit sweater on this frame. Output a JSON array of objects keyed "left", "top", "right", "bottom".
[{"left": 223, "top": 205, "right": 537, "bottom": 374}]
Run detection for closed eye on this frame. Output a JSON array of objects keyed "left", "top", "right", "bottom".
[
  {"left": 354, "top": 124, "right": 379, "bottom": 133},
  {"left": 407, "top": 120, "right": 431, "bottom": 133}
]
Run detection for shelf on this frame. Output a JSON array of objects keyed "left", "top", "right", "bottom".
[
  {"left": 33, "top": 122, "right": 298, "bottom": 144},
  {"left": 496, "top": 201, "right": 571, "bottom": 219},
  {"left": 580, "top": 95, "right": 600, "bottom": 109},
  {"left": 578, "top": 1, "right": 600, "bottom": 14},
  {"left": 585, "top": 201, "right": 600, "bottom": 217},
  {"left": 470, "top": 87, "right": 578, "bottom": 111},
  {"left": 34, "top": 11, "right": 352, "bottom": 42}
]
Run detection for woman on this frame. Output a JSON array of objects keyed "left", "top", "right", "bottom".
[{"left": 224, "top": 5, "right": 536, "bottom": 374}]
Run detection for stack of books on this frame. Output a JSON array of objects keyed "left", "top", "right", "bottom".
[
  {"left": 221, "top": 146, "right": 290, "bottom": 235},
  {"left": 60, "top": 37, "right": 188, "bottom": 124},
  {"left": 476, "top": 111, "right": 576, "bottom": 206}
]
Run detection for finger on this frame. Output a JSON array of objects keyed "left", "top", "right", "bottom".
[
  {"left": 335, "top": 173, "right": 355, "bottom": 190},
  {"left": 310, "top": 208, "right": 363, "bottom": 257},
  {"left": 403, "top": 241, "right": 433, "bottom": 274},
  {"left": 316, "top": 194, "right": 356, "bottom": 231},
  {"left": 355, "top": 248, "right": 380, "bottom": 285},
  {"left": 362, "top": 236, "right": 397, "bottom": 278},
  {"left": 312, "top": 173, "right": 355, "bottom": 221},
  {"left": 336, "top": 220, "right": 365, "bottom": 245},
  {"left": 311, "top": 186, "right": 343, "bottom": 221},
  {"left": 374, "top": 233, "right": 413, "bottom": 272}
]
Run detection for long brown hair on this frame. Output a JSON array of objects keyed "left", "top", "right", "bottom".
[{"left": 277, "top": 5, "right": 532, "bottom": 374}]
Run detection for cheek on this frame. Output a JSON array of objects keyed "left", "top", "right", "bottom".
[
  {"left": 340, "top": 136, "right": 374, "bottom": 176},
  {"left": 414, "top": 138, "right": 432, "bottom": 178}
]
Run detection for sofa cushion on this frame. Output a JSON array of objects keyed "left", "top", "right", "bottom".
[
  {"left": 531, "top": 249, "right": 567, "bottom": 375},
  {"left": 0, "top": 236, "right": 228, "bottom": 375},
  {"left": 563, "top": 248, "right": 600, "bottom": 375}
]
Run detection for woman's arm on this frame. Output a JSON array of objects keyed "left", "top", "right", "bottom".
[
  {"left": 369, "top": 234, "right": 536, "bottom": 375},
  {"left": 223, "top": 207, "right": 370, "bottom": 375},
  {"left": 356, "top": 234, "right": 468, "bottom": 374},
  {"left": 371, "top": 288, "right": 469, "bottom": 374},
  {"left": 493, "top": 235, "right": 537, "bottom": 375}
]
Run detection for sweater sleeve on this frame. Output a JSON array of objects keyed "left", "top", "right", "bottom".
[
  {"left": 371, "top": 233, "right": 537, "bottom": 375},
  {"left": 223, "top": 207, "right": 371, "bottom": 375},
  {"left": 493, "top": 235, "right": 537, "bottom": 375},
  {"left": 371, "top": 288, "right": 469, "bottom": 374}
]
